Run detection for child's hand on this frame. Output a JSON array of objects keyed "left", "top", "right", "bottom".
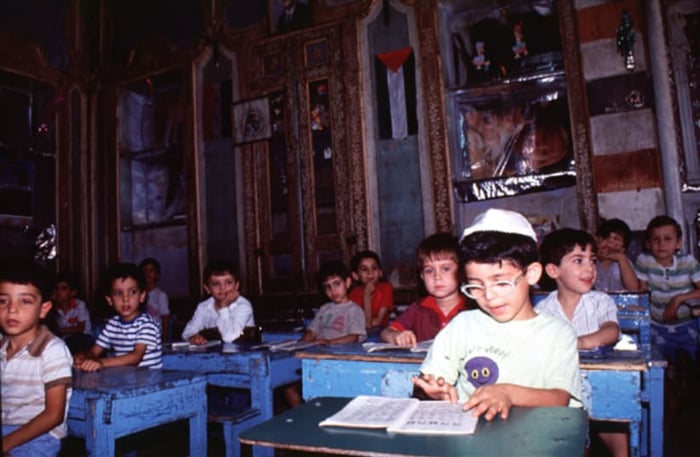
[
  {"left": 463, "top": 384, "right": 513, "bottom": 420},
  {"left": 664, "top": 297, "right": 683, "bottom": 321},
  {"left": 411, "top": 374, "right": 458, "bottom": 402},
  {"left": 73, "top": 354, "right": 86, "bottom": 367},
  {"left": 76, "top": 358, "right": 103, "bottom": 372},
  {"left": 189, "top": 334, "right": 208, "bottom": 345},
  {"left": 395, "top": 330, "right": 417, "bottom": 347}
]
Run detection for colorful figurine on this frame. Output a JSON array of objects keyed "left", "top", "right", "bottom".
[
  {"left": 512, "top": 22, "right": 528, "bottom": 59},
  {"left": 472, "top": 41, "right": 490, "bottom": 71}
]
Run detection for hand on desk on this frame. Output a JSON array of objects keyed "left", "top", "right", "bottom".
[
  {"left": 189, "top": 334, "right": 209, "bottom": 345},
  {"left": 74, "top": 355, "right": 103, "bottom": 372},
  {"left": 413, "top": 374, "right": 513, "bottom": 421}
]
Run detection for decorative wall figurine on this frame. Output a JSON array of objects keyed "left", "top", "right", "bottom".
[
  {"left": 616, "top": 10, "right": 636, "bottom": 71},
  {"left": 512, "top": 21, "right": 528, "bottom": 59},
  {"left": 472, "top": 41, "right": 490, "bottom": 71}
]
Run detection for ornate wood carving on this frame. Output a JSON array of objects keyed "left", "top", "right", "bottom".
[
  {"left": 414, "top": 0, "right": 453, "bottom": 232},
  {"left": 558, "top": 0, "right": 598, "bottom": 233}
]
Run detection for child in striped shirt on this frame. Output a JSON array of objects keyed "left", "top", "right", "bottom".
[
  {"left": 634, "top": 215, "right": 700, "bottom": 361},
  {"left": 74, "top": 263, "right": 162, "bottom": 371}
]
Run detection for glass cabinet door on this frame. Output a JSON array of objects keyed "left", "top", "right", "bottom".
[{"left": 117, "top": 69, "right": 191, "bottom": 297}]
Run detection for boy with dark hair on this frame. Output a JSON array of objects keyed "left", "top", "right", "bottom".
[
  {"left": 414, "top": 209, "right": 581, "bottom": 422},
  {"left": 1, "top": 262, "right": 73, "bottom": 456},
  {"left": 595, "top": 218, "right": 639, "bottom": 291},
  {"left": 349, "top": 250, "right": 394, "bottom": 328},
  {"left": 301, "top": 260, "right": 367, "bottom": 345},
  {"left": 74, "top": 263, "right": 162, "bottom": 371},
  {"left": 52, "top": 271, "right": 94, "bottom": 353},
  {"left": 182, "top": 259, "right": 255, "bottom": 344},
  {"left": 537, "top": 227, "right": 624, "bottom": 456},
  {"left": 380, "top": 233, "right": 468, "bottom": 346},
  {"left": 139, "top": 257, "right": 170, "bottom": 341}
]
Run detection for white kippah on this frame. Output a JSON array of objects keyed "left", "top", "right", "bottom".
[{"left": 461, "top": 208, "right": 537, "bottom": 242}]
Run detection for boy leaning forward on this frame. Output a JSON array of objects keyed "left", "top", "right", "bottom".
[{"left": 414, "top": 209, "right": 582, "bottom": 421}]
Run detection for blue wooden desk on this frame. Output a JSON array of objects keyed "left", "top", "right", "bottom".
[
  {"left": 240, "top": 396, "right": 588, "bottom": 456},
  {"left": 297, "top": 344, "right": 665, "bottom": 457},
  {"left": 67, "top": 367, "right": 207, "bottom": 457},
  {"left": 162, "top": 343, "right": 302, "bottom": 457}
]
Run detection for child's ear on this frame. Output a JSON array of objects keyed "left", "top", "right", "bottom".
[
  {"left": 344, "top": 277, "right": 353, "bottom": 289},
  {"left": 525, "top": 262, "right": 543, "bottom": 285},
  {"left": 39, "top": 300, "right": 52, "bottom": 319},
  {"left": 139, "top": 290, "right": 147, "bottom": 303},
  {"left": 544, "top": 263, "right": 559, "bottom": 280},
  {"left": 351, "top": 271, "right": 359, "bottom": 281},
  {"left": 105, "top": 295, "right": 114, "bottom": 307},
  {"left": 202, "top": 284, "right": 211, "bottom": 295}
]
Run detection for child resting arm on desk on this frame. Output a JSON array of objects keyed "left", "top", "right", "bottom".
[
  {"left": 413, "top": 209, "right": 582, "bottom": 422},
  {"left": 181, "top": 259, "right": 255, "bottom": 345},
  {"left": 74, "top": 263, "right": 162, "bottom": 371}
]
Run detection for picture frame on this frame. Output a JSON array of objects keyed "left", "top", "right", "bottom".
[
  {"left": 268, "top": 0, "right": 312, "bottom": 35},
  {"left": 232, "top": 97, "right": 272, "bottom": 146},
  {"left": 304, "top": 39, "right": 328, "bottom": 68}
]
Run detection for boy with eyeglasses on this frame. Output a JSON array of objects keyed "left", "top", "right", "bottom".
[
  {"left": 380, "top": 233, "right": 468, "bottom": 347},
  {"left": 536, "top": 228, "right": 625, "bottom": 456},
  {"left": 74, "top": 263, "right": 162, "bottom": 371},
  {"left": 413, "top": 209, "right": 581, "bottom": 421}
]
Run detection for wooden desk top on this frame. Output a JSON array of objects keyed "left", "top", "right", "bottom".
[
  {"left": 240, "top": 396, "right": 588, "bottom": 457},
  {"left": 72, "top": 366, "right": 204, "bottom": 394},
  {"left": 296, "top": 343, "right": 665, "bottom": 371}
]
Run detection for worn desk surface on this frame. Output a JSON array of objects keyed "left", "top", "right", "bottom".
[
  {"left": 240, "top": 396, "right": 588, "bottom": 457},
  {"left": 68, "top": 367, "right": 207, "bottom": 457}
]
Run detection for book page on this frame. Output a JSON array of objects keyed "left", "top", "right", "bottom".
[
  {"left": 389, "top": 401, "right": 478, "bottom": 435},
  {"left": 362, "top": 339, "right": 433, "bottom": 353},
  {"left": 319, "top": 396, "right": 418, "bottom": 429}
]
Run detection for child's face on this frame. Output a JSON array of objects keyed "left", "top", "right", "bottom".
[
  {"left": 322, "top": 275, "right": 351, "bottom": 304},
  {"left": 463, "top": 260, "right": 540, "bottom": 322},
  {"left": 597, "top": 232, "right": 625, "bottom": 256},
  {"left": 545, "top": 244, "right": 597, "bottom": 296},
  {"left": 52, "top": 280, "right": 75, "bottom": 305},
  {"left": 106, "top": 277, "right": 146, "bottom": 322},
  {"left": 142, "top": 264, "right": 160, "bottom": 286},
  {"left": 352, "top": 258, "right": 382, "bottom": 285},
  {"left": 648, "top": 224, "right": 681, "bottom": 265},
  {"left": 204, "top": 273, "right": 240, "bottom": 307},
  {"left": 0, "top": 281, "right": 52, "bottom": 341},
  {"left": 420, "top": 257, "right": 459, "bottom": 300}
]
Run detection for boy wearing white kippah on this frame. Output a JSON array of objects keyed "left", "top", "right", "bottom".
[{"left": 414, "top": 209, "right": 582, "bottom": 422}]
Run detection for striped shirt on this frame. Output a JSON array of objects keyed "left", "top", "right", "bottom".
[
  {"left": 1, "top": 326, "right": 73, "bottom": 439},
  {"left": 634, "top": 252, "right": 700, "bottom": 322},
  {"left": 96, "top": 313, "right": 162, "bottom": 368},
  {"left": 535, "top": 290, "right": 619, "bottom": 337}
]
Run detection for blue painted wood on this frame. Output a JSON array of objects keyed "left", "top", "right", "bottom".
[
  {"left": 240, "top": 397, "right": 588, "bottom": 456},
  {"left": 162, "top": 344, "right": 301, "bottom": 457},
  {"left": 67, "top": 367, "right": 207, "bottom": 457},
  {"left": 297, "top": 343, "right": 665, "bottom": 457}
]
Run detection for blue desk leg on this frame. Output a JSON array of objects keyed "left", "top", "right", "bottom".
[
  {"left": 646, "top": 364, "right": 665, "bottom": 457},
  {"left": 249, "top": 357, "right": 274, "bottom": 457},
  {"left": 189, "top": 406, "right": 208, "bottom": 457},
  {"left": 86, "top": 397, "right": 115, "bottom": 457}
]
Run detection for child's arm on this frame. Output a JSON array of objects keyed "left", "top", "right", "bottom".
[
  {"left": 577, "top": 321, "right": 620, "bottom": 349},
  {"left": 98, "top": 343, "right": 148, "bottom": 369},
  {"left": 608, "top": 252, "right": 640, "bottom": 290},
  {"left": 380, "top": 326, "right": 417, "bottom": 346},
  {"left": 182, "top": 306, "right": 206, "bottom": 343},
  {"left": 369, "top": 306, "right": 390, "bottom": 328},
  {"left": 73, "top": 343, "right": 104, "bottom": 370},
  {"left": 462, "top": 384, "right": 570, "bottom": 420},
  {"left": 299, "top": 329, "right": 317, "bottom": 342},
  {"left": 361, "top": 283, "right": 374, "bottom": 328},
  {"left": 161, "top": 315, "right": 170, "bottom": 341},
  {"left": 665, "top": 283, "right": 700, "bottom": 321},
  {"left": 1, "top": 384, "right": 68, "bottom": 454},
  {"left": 216, "top": 300, "right": 254, "bottom": 343}
]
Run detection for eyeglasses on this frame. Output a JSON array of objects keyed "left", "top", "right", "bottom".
[{"left": 460, "top": 273, "right": 525, "bottom": 300}]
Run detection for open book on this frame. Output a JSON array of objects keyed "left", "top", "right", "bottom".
[
  {"left": 362, "top": 339, "right": 433, "bottom": 353},
  {"left": 319, "top": 395, "right": 478, "bottom": 435}
]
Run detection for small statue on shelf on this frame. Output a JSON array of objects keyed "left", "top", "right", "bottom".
[
  {"left": 472, "top": 41, "right": 490, "bottom": 72},
  {"left": 512, "top": 22, "right": 528, "bottom": 60}
]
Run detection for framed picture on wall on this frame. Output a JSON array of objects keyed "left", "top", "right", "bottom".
[
  {"left": 269, "top": 0, "right": 312, "bottom": 35},
  {"left": 232, "top": 97, "right": 272, "bottom": 146}
]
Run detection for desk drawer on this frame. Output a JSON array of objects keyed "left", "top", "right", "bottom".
[{"left": 582, "top": 369, "right": 641, "bottom": 421}]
